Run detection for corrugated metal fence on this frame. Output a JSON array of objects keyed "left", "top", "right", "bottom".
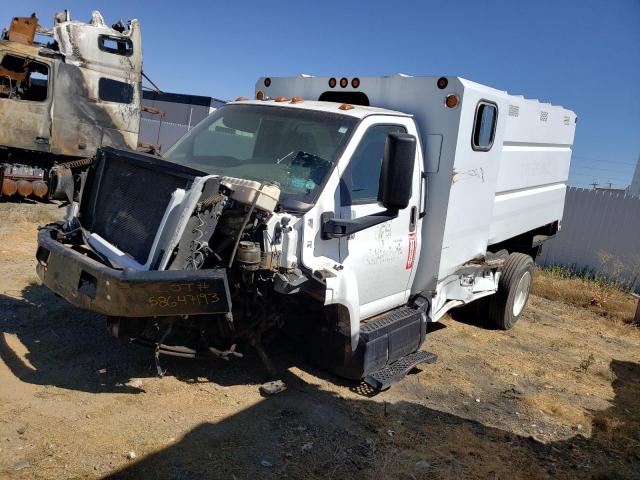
[
  {"left": 139, "top": 118, "right": 190, "bottom": 154},
  {"left": 537, "top": 187, "right": 640, "bottom": 293}
]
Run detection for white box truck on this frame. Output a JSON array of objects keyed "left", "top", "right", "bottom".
[{"left": 35, "top": 74, "right": 576, "bottom": 389}]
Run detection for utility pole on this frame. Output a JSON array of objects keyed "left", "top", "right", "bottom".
[{"left": 590, "top": 182, "right": 598, "bottom": 190}]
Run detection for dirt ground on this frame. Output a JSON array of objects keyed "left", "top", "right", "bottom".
[{"left": 1, "top": 202, "right": 639, "bottom": 479}]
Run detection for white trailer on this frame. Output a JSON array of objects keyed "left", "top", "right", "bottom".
[{"left": 36, "top": 74, "right": 576, "bottom": 389}]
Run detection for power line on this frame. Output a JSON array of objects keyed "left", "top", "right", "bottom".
[
  {"left": 570, "top": 171, "right": 630, "bottom": 181},
  {"left": 572, "top": 154, "right": 638, "bottom": 167},
  {"left": 571, "top": 165, "right": 633, "bottom": 174}
]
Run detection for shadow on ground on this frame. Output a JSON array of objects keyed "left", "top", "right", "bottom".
[
  {"left": 2, "top": 284, "right": 639, "bottom": 478},
  {"left": 102, "top": 359, "right": 640, "bottom": 480},
  {"left": 0, "top": 283, "right": 350, "bottom": 394}
]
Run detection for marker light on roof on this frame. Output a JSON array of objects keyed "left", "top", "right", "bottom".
[
  {"left": 437, "top": 77, "right": 448, "bottom": 89},
  {"left": 445, "top": 94, "right": 459, "bottom": 108},
  {"left": 291, "top": 97, "right": 304, "bottom": 103},
  {"left": 264, "top": 77, "right": 271, "bottom": 87},
  {"left": 274, "top": 96, "right": 289, "bottom": 102},
  {"left": 351, "top": 77, "right": 360, "bottom": 88},
  {"left": 340, "top": 77, "right": 348, "bottom": 88},
  {"left": 328, "top": 77, "right": 337, "bottom": 88},
  {"left": 256, "top": 90, "right": 264, "bottom": 100},
  {"left": 236, "top": 96, "right": 248, "bottom": 101},
  {"left": 339, "top": 103, "right": 354, "bottom": 110}
]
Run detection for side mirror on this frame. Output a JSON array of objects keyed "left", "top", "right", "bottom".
[{"left": 378, "top": 133, "right": 417, "bottom": 210}]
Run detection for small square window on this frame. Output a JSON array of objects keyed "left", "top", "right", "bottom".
[
  {"left": 472, "top": 101, "right": 497, "bottom": 151},
  {"left": 99, "top": 78, "right": 134, "bottom": 104},
  {"left": 98, "top": 35, "right": 133, "bottom": 56}
]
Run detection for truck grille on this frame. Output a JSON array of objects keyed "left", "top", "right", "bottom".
[{"left": 80, "top": 148, "right": 202, "bottom": 266}]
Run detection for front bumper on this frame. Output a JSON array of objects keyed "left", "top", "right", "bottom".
[{"left": 36, "top": 227, "right": 232, "bottom": 317}]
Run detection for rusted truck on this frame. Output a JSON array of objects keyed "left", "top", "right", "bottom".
[{"left": 0, "top": 10, "right": 142, "bottom": 200}]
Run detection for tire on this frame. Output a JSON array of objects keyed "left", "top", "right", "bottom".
[{"left": 488, "top": 253, "right": 534, "bottom": 330}]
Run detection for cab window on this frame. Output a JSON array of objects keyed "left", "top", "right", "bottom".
[
  {"left": 99, "top": 78, "right": 134, "bottom": 104},
  {"left": 0, "top": 54, "right": 49, "bottom": 102},
  {"left": 345, "top": 124, "right": 406, "bottom": 204}
]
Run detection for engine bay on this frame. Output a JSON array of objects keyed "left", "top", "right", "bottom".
[{"left": 54, "top": 147, "right": 322, "bottom": 373}]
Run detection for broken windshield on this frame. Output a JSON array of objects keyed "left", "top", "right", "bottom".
[{"left": 165, "top": 104, "right": 357, "bottom": 211}]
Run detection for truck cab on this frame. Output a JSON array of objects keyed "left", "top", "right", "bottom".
[
  {"left": 0, "top": 10, "right": 142, "bottom": 199},
  {"left": 35, "top": 74, "right": 576, "bottom": 389}
]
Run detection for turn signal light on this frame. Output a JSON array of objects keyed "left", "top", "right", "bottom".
[
  {"left": 274, "top": 96, "right": 289, "bottom": 102},
  {"left": 339, "top": 103, "right": 354, "bottom": 110},
  {"left": 17, "top": 180, "right": 33, "bottom": 197},
  {"left": 32, "top": 181, "right": 48, "bottom": 198},
  {"left": 445, "top": 94, "right": 459, "bottom": 108},
  {"left": 1, "top": 178, "right": 17, "bottom": 196},
  {"left": 291, "top": 97, "right": 304, "bottom": 103}
]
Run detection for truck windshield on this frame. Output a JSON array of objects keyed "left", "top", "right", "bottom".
[{"left": 165, "top": 104, "right": 357, "bottom": 211}]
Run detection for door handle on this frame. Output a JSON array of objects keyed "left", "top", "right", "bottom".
[
  {"left": 409, "top": 206, "right": 417, "bottom": 232},
  {"left": 419, "top": 172, "right": 428, "bottom": 218}
]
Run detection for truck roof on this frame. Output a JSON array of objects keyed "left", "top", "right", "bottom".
[
  {"left": 229, "top": 99, "right": 412, "bottom": 119},
  {"left": 255, "top": 75, "right": 576, "bottom": 117}
]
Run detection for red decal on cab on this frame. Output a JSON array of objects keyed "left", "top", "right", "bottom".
[{"left": 406, "top": 232, "right": 417, "bottom": 269}]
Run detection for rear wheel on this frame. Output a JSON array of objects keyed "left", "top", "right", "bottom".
[{"left": 488, "top": 253, "right": 534, "bottom": 330}]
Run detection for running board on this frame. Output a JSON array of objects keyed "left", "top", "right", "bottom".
[{"left": 364, "top": 350, "right": 437, "bottom": 390}]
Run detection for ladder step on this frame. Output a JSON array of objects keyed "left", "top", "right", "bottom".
[{"left": 363, "top": 350, "right": 437, "bottom": 391}]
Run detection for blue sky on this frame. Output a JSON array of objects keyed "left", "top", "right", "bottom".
[{"left": 2, "top": 0, "right": 639, "bottom": 188}]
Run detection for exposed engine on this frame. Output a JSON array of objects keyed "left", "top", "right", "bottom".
[{"left": 55, "top": 147, "right": 317, "bottom": 373}]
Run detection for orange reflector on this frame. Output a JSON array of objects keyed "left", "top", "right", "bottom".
[
  {"left": 256, "top": 90, "right": 264, "bottom": 100},
  {"left": 291, "top": 97, "right": 304, "bottom": 103},
  {"left": 274, "top": 96, "right": 289, "bottom": 102},
  {"left": 32, "top": 181, "right": 48, "bottom": 198},
  {"left": 235, "top": 96, "right": 248, "bottom": 101},
  {"left": 339, "top": 103, "right": 354, "bottom": 110},
  {"left": 17, "top": 180, "right": 33, "bottom": 197},
  {"left": 339, "top": 77, "right": 348, "bottom": 88},
  {"left": 1, "top": 178, "right": 17, "bottom": 196},
  {"left": 445, "top": 94, "right": 459, "bottom": 108}
]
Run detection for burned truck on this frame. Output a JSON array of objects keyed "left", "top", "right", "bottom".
[
  {"left": 0, "top": 10, "right": 142, "bottom": 200},
  {"left": 36, "top": 75, "right": 576, "bottom": 389}
]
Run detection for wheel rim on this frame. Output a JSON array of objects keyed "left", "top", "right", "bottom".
[{"left": 512, "top": 271, "right": 532, "bottom": 317}]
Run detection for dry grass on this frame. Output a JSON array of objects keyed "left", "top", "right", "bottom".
[
  {"left": 0, "top": 202, "right": 62, "bottom": 226},
  {"left": 521, "top": 392, "right": 587, "bottom": 426},
  {"left": 533, "top": 266, "right": 638, "bottom": 324}
]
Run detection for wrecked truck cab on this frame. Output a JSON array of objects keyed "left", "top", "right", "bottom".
[
  {"left": 0, "top": 10, "right": 142, "bottom": 200},
  {"left": 36, "top": 102, "right": 363, "bottom": 376}
]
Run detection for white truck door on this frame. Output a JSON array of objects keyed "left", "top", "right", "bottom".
[{"left": 338, "top": 116, "right": 423, "bottom": 319}]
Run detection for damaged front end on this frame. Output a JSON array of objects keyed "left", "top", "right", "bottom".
[{"left": 36, "top": 147, "right": 310, "bottom": 371}]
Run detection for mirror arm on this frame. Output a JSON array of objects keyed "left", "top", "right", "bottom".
[{"left": 321, "top": 209, "right": 399, "bottom": 240}]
